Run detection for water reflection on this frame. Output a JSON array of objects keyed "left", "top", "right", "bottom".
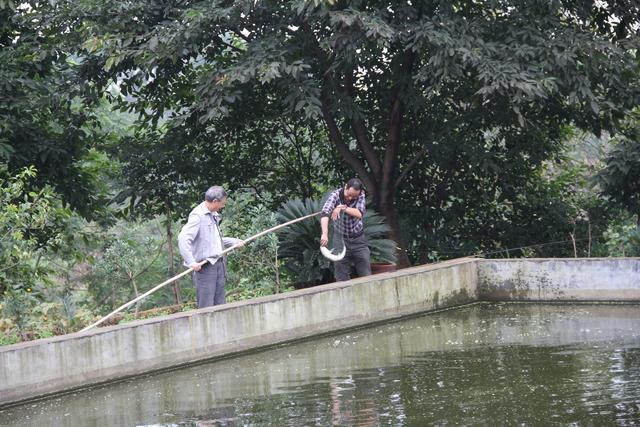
[{"left": 1, "top": 303, "right": 640, "bottom": 426}]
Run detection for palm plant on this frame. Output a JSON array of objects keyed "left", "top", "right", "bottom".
[{"left": 276, "top": 198, "right": 397, "bottom": 286}]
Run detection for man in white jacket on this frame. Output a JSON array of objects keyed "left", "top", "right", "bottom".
[{"left": 178, "top": 186, "right": 243, "bottom": 308}]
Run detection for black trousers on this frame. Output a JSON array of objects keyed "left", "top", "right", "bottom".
[{"left": 333, "top": 233, "right": 371, "bottom": 281}]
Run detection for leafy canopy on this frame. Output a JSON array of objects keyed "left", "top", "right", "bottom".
[{"left": 50, "top": 0, "right": 640, "bottom": 264}]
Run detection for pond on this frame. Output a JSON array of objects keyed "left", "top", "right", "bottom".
[{"left": 1, "top": 302, "right": 639, "bottom": 426}]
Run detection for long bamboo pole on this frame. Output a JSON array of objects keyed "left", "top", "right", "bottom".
[{"left": 80, "top": 210, "right": 322, "bottom": 332}]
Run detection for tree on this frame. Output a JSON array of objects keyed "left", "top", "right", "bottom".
[
  {"left": 220, "top": 192, "right": 284, "bottom": 298},
  {"left": 0, "top": 1, "right": 115, "bottom": 221},
  {"left": 90, "top": 234, "right": 165, "bottom": 313},
  {"left": 0, "top": 166, "right": 71, "bottom": 332},
  {"left": 86, "top": 219, "right": 175, "bottom": 313},
  {"left": 110, "top": 127, "right": 205, "bottom": 304},
  {"left": 62, "top": 0, "right": 640, "bottom": 266},
  {"left": 596, "top": 113, "right": 640, "bottom": 226}
]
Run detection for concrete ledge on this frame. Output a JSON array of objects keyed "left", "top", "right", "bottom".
[
  {"left": 0, "top": 257, "right": 477, "bottom": 407},
  {"left": 478, "top": 258, "right": 640, "bottom": 301}
]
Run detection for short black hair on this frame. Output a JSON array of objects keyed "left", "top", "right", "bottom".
[{"left": 345, "top": 178, "right": 364, "bottom": 191}]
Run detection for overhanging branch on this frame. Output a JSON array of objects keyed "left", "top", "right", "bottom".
[{"left": 395, "top": 146, "right": 428, "bottom": 189}]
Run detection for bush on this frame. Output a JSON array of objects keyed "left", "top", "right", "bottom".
[
  {"left": 85, "top": 218, "right": 190, "bottom": 314},
  {"left": 601, "top": 221, "right": 640, "bottom": 257},
  {"left": 221, "top": 192, "right": 289, "bottom": 297},
  {"left": 0, "top": 166, "right": 72, "bottom": 335}
]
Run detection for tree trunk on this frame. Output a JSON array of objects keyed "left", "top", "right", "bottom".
[
  {"left": 378, "top": 194, "right": 411, "bottom": 268},
  {"left": 274, "top": 245, "right": 280, "bottom": 294},
  {"left": 587, "top": 221, "right": 591, "bottom": 258},
  {"left": 166, "top": 203, "right": 181, "bottom": 305},
  {"left": 130, "top": 273, "right": 140, "bottom": 315}
]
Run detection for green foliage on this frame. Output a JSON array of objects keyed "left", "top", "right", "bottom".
[
  {"left": 0, "top": 3, "right": 115, "bottom": 220},
  {"left": 399, "top": 127, "right": 628, "bottom": 261},
  {"left": 361, "top": 212, "right": 398, "bottom": 264},
  {"left": 220, "top": 192, "right": 286, "bottom": 297},
  {"left": 0, "top": 166, "right": 91, "bottom": 337},
  {"left": 277, "top": 197, "right": 397, "bottom": 285},
  {"left": 277, "top": 199, "right": 333, "bottom": 285},
  {"left": 1, "top": 286, "right": 39, "bottom": 332},
  {"left": 111, "top": 127, "right": 202, "bottom": 223},
  {"left": 596, "top": 115, "right": 640, "bottom": 223},
  {"left": 0, "top": 292, "right": 96, "bottom": 342},
  {"left": 79, "top": 0, "right": 638, "bottom": 124},
  {"left": 2, "top": 0, "right": 640, "bottom": 345},
  {"left": 85, "top": 218, "right": 182, "bottom": 314},
  {"left": 29, "top": 299, "right": 95, "bottom": 336},
  {"left": 601, "top": 220, "right": 640, "bottom": 258},
  {"left": 0, "top": 166, "right": 69, "bottom": 298},
  {"left": 111, "top": 114, "right": 342, "bottom": 221},
  {"left": 0, "top": 331, "right": 20, "bottom": 346}
]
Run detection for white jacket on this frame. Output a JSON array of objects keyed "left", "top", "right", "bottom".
[{"left": 178, "top": 202, "right": 241, "bottom": 267}]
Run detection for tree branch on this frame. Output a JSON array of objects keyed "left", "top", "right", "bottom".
[
  {"left": 381, "top": 49, "right": 416, "bottom": 200},
  {"left": 213, "top": 36, "right": 245, "bottom": 54},
  {"left": 344, "top": 68, "right": 382, "bottom": 183},
  {"left": 394, "top": 146, "right": 428, "bottom": 189},
  {"left": 299, "top": 22, "right": 375, "bottom": 190},
  {"left": 320, "top": 99, "right": 374, "bottom": 190},
  {"left": 132, "top": 240, "right": 166, "bottom": 281},
  {"left": 230, "top": 28, "right": 251, "bottom": 43}
]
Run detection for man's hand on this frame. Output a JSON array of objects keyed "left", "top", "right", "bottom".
[
  {"left": 320, "top": 233, "right": 329, "bottom": 247},
  {"left": 190, "top": 261, "right": 203, "bottom": 272},
  {"left": 235, "top": 240, "right": 245, "bottom": 248},
  {"left": 331, "top": 205, "right": 347, "bottom": 220}
]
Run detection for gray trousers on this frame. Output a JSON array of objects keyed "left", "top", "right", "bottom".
[
  {"left": 193, "top": 259, "right": 226, "bottom": 308},
  {"left": 334, "top": 233, "right": 371, "bottom": 281}
]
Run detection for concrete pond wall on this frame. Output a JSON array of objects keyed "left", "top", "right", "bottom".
[
  {"left": 478, "top": 258, "right": 640, "bottom": 301},
  {"left": 1, "top": 257, "right": 638, "bottom": 407}
]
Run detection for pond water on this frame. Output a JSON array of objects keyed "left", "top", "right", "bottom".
[{"left": 1, "top": 302, "right": 640, "bottom": 426}]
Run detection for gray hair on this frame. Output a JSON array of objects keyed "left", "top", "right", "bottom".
[{"left": 204, "top": 186, "right": 227, "bottom": 202}]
